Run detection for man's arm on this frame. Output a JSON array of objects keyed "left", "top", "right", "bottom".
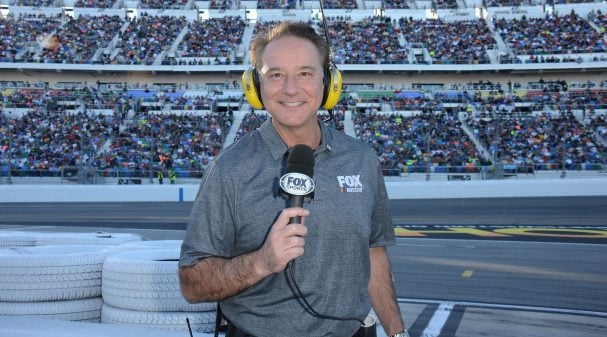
[
  {"left": 179, "top": 207, "right": 309, "bottom": 303},
  {"left": 368, "top": 246, "right": 405, "bottom": 336},
  {"left": 180, "top": 250, "right": 267, "bottom": 303}
]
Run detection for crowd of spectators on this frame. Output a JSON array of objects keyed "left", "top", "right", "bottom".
[
  {"left": 0, "top": 110, "right": 118, "bottom": 173},
  {"left": 209, "top": 0, "right": 233, "bottom": 10},
  {"left": 252, "top": 20, "right": 282, "bottom": 36},
  {"left": 168, "top": 95, "right": 215, "bottom": 111},
  {"left": 2, "top": 80, "right": 606, "bottom": 178},
  {"left": 554, "top": 0, "right": 599, "bottom": 3},
  {"left": 323, "top": 0, "right": 357, "bottom": 9},
  {"left": 0, "top": 82, "right": 236, "bottom": 177},
  {"left": 322, "top": 110, "right": 346, "bottom": 132},
  {"left": 1, "top": 88, "right": 46, "bottom": 110},
  {"left": 353, "top": 112, "right": 486, "bottom": 175},
  {"left": 233, "top": 112, "right": 268, "bottom": 143},
  {"left": 468, "top": 113, "right": 606, "bottom": 170},
  {"left": 101, "top": 111, "right": 231, "bottom": 177},
  {"left": 389, "top": 92, "right": 438, "bottom": 112},
  {"left": 484, "top": 0, "right": 524, "bottom": 6},
  {"left": 139, "top": 0, "right": 188, "bottom": 9},
  {"left": 133, "top": 90, "right": 216, "bottom": 112},
  {"left": 325, "top": 16, "right": 408, "bottom": 64},
  {"left": 435, "top": 0, "right": 458, "bottom": 9},
  {"left": 588, "top": 9, "right": 607, "bottom": 32},
  {"left": 74, "top": 0, "right": 117, "bottom": 8},
  {"left": 2, "top": 10, "right": 607, "bottom": 66},
  {"left": 257, "top": 0, "right": 296, "bottom": 9},
  {"left": 590, "top": 114, "right": 607, "bottom": 143},
  {"left": 383, "top": 0, "right": 409, "bottom": 9},
  {"left": 178, "top": 16, "right": 246, "bottom": 61},
  {"left": 86, "top": 88, "right": 133, "bottom": 113},
  {"left": 399, "top": 17, "right": 496, "bottom": 64},
  {"left": 109, "top": 14, "right": 186, "bottom": 65},
  {"left": 494, "top": 11, "right": 607, "bottom": 56},
  {"left": 9, "top": 0, "right": 54, "bottom": 6},
  {"left": 0, "top": 14, "right": 63, "bottom": 63},
  {"left": 38, "top": 15, "right": 124, "bottom": 64}
]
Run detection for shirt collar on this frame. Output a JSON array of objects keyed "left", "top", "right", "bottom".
[{"left": 259, "top": 118, "right": 335, "bottom": 160}]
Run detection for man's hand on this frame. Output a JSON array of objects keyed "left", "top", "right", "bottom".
[
  {"left": 255, "top": 207, "right": 309, "bottom": 275},
  {"left": 179, "top": 207, "right": 309, "bottom": 303}
]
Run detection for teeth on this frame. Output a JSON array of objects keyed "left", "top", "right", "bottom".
[{"left": 283, "top": 102, "right": 302, "bottom": 107}]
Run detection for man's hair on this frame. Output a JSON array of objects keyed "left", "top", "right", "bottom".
[{"left": 250, "top": 21, "right": 330, "bottom": 71}]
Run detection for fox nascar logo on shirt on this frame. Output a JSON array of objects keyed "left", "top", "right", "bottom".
[
  {"left": 280, "top": 172, "right": 315, "bottom": 196},
  {"left": 337, "top": 175, "right": 364, "bottom": 193}
]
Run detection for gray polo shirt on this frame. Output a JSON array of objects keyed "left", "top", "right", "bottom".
[{"left": 180, "top": 119, "right": 395, "bottom": 337}]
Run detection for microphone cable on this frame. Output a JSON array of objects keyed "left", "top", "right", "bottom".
[{"left": 284, "top": 260, "right": 365, "bottom": 325}]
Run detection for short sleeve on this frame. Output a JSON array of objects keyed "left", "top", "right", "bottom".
[
  {"left": 179, "top": 160, "right": 236, "bottom": 268},
  {"left": 369, "top": 161, "right": 396, "bottom": 248}
]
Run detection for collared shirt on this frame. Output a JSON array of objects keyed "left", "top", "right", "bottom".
[{"left": 180, "top": 118, "right": 395, "bottom": 337}]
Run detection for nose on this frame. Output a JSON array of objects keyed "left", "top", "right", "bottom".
[{"left": 282, "top": 75, "right": 300, "bottom": 96}]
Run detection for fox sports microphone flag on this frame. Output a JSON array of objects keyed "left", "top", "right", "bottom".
[{"left": 280, "top": 144, "right": 315, "bottom": 224}]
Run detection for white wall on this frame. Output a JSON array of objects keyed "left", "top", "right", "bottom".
[{"left": 1, "top": 178, "right": 606, "bottom": 202}]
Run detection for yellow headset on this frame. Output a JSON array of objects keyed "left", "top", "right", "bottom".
[{"left": 241, "top": 65, "right": 342, "bottom": 111}]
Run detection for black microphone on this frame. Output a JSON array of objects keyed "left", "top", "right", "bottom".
[{"left": 280, "top": 144, "right": 315, "bottom": 224}]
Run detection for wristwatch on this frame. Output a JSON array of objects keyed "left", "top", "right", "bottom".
[{"left": 390, "top": 330, "right": 410, "bottom": 337}]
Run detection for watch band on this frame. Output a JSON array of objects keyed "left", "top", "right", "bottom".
[{"left": 390, "top": 330, "right": 410, "bottom": 337}]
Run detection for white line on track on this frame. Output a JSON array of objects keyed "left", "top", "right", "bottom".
[{"left": 421, "top": 302, "right": 454, "bottom": 337}]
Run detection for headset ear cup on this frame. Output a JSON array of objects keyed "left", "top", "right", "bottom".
[
  {"left": 321, "top": 66, "right": 342, "bottom": 110},
  {"left": 242, "top": 68, "right": 264, "bottom": 110}
]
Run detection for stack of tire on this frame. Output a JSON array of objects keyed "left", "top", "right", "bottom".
[
  {"left": 0, "top": 231, "right": 142, "bottom": 323},
  {"left": 0, "top": 244, "right": 117, "bottom": 322},
  {"left": 101, "top": 245, "right": 217, "bottom": 333}
]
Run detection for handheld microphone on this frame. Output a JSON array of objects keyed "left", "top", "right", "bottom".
[{"left": 280, "top": 144, "right": 315, "bottom": 224}]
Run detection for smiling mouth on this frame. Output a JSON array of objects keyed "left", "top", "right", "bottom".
[{"left": 281, "top": 101, "right": 304, "bottom": 107}]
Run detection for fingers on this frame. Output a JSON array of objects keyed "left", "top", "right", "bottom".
[
  {"left": 276, "top": 207, "right": 309, "bottom": 228},
  {"left": 273, "top": 207, "right": 309, "bottom": 247},
  {"left": 277, "top": 208, "right": 309, "bottom": 240},
  {"left": 258, "top": 207, "right": 309, "bottom": 274}
]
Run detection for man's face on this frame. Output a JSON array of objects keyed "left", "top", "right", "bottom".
[{"left": 258, "top": 35, "right": 325, "bottom": 130}]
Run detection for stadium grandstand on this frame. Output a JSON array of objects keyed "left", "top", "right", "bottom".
[{"left": 0, "top": 0, "right": 606, "bottom": 185}]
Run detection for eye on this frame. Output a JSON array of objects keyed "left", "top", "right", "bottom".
[
  {"left": 297, "top": 71, "right": 318, "bottom": 82},
  {"left": 267, "top": 72, "right": 284, "bottom": 80}
]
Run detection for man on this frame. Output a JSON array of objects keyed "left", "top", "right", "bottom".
[
  {"left": 157, "top": 169, "right": 164, "bottom": 184},
  {"left": 179, "top": 21, "right": 407, "bottom": 337}
]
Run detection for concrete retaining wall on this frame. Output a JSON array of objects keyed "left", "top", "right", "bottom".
[{"left": 1, "top": 178, "right": 606, "bottom": 203}]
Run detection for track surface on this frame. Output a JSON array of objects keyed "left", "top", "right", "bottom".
[{"left": 1, "top": 197, "right": 606, "bottom": 336}]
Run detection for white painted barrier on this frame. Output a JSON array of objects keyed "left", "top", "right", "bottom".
[
  {"left": 0, "top": 178, "right": 606, "bottom": 203},
  {"left": 386, "top": 178, "right": 607, "bottom": 199}
]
